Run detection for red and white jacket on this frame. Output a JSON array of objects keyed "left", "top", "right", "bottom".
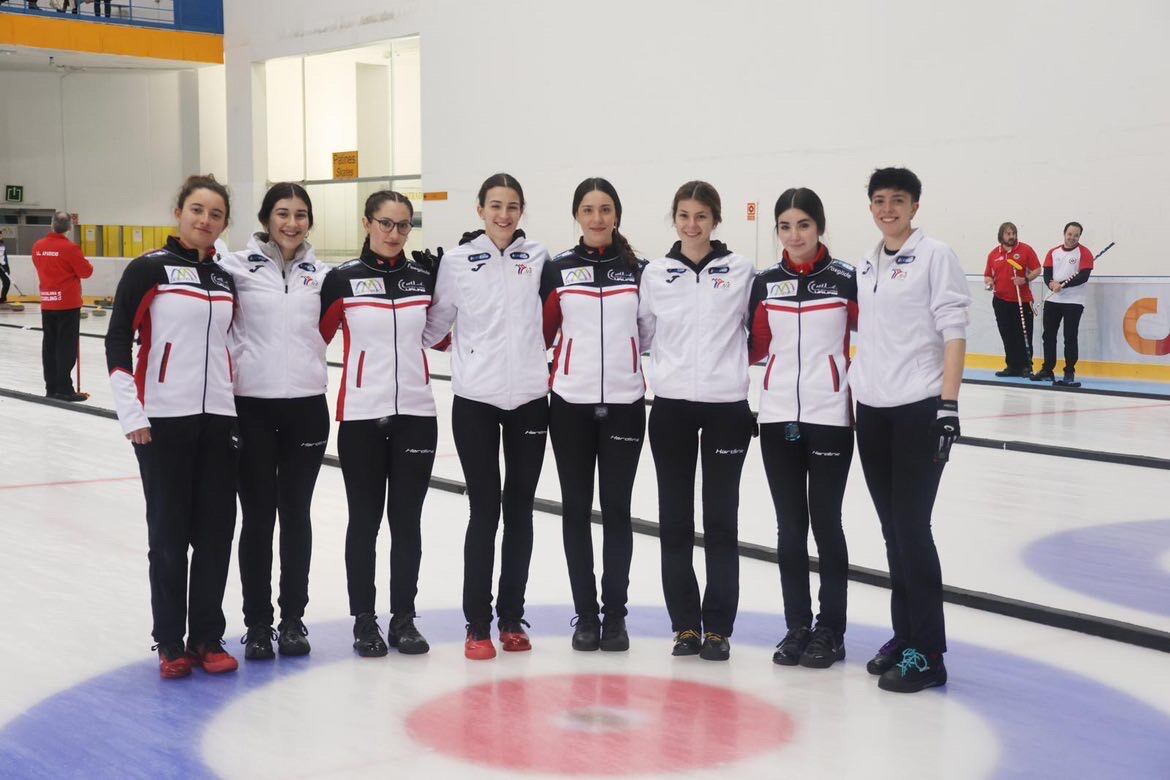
[
  {"left": 319, "top": 248, "right": 437, "bottom": 421},
  {"left": 1043, "top": 244, "right": 1094, "bottom": 306},
  {"left": 748, "top": 247, "right": 858, "bottom": 426},
  {"left": 540, "top": 242, "right": 645, "bottom": 404},
  {"left": 105, "top": 237, "right": 238, "bottom": 434}
]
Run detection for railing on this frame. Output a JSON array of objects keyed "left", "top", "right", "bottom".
[{"left": 0, "top": 0, "right": 221, "bottom": 34}]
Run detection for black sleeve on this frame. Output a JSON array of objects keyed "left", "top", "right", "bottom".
[
  {"left": 105, "top": 258, "right": 158, "bottom": 374},
  {"left": 538, "top": 259, "right": 561, "bottom": 306},
  {"left": 1061, "top": 269, "right": 1092, "bottom": 289},
  {"left": 1043, "top": 267, "right": 1053, "bottom": 285}
]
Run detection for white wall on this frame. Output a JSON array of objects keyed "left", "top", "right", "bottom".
[
  {"left": 0, "top": 67, "right": 211, "bottom": 226},
  {"left": 223, "top": 0, "right": 1170, "bottom": 275}
]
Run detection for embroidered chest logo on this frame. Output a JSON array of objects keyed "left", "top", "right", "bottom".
[
  {"left": 607, "top": 269, "right": 635, "bottom": 283},
  {"left": 665, "top": 267, "right": 687, "bottom": 284},
  {"left": 707, "top": 265, "right": 729, "bottom": 274},
  {"left": 246, "top": 254, "right": 267, "bottom": 273},
  {"left": 807, "top": 281, "right": 838, "bottom": 296},
  {"left": 894, "top": 255, "right": 916, "bottom": 265},
  {"left": 468, "top": 252, "right": 491, "bottom": 263},
  {"left": 861, "top": 260, "right": 874, "bottom": 276},
  {"left": 209, "top": 273, "right": 230, "bottom": 291},
  {"left": 301, "top": 276, "right": 319, "bottom": 287},
  {"left": 767, "top": 280, "right": 798, "bottom": 298},
  {"left": 350, "top": 278, "right": 387, "bottom": 296},
  {"left": 398, "top": 278, "right": 427, "bottom": 293},
  {"left": 712, "top": 278, "right": 731, "bottom": 289},
  {"left": 561, "top": 267, "right": 594, "bottom": 285},
  {"left": 298, "top": 262, "right": 316, "bottom": 273},
  {"left": 514, "top": 263, "right": 533, "bottom": 276},
  {"left": 891, "top": 268, "right": 908, "bottom": 280},
  {"left": 471, "top": 264, "right": 486, "bottom": 272},
  {"left": 510, "top": 251, "right": 530, "bottom": 260},
  {"left": 166, "top": 266, "right": 200, "bottom": 284}
]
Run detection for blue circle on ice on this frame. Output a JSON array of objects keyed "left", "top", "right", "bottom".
[{"left": 0, "top": 606, "right": 1166, "bottom": 778}]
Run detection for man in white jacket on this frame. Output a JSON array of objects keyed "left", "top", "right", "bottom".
[{"left": 852, "top": 167, "right": 970, "bottom": 694}]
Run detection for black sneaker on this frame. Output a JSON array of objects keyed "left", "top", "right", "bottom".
[
  {"left": 878, "top": 648, "right": 947, "bottom": 693},
  {"left": 571, "top": 614, "right": 601, "bottom": 652},
  {"left": 799, "top": 626, "right": 845, "bottom": 669},
  {"left": 599, "top": 614, "right": 629, "bottom": 652},
  {"left": 1030, "top": 368, "right": 1054, "bottom": 382},
  {"left": 352, "top": 613, "right": 388, "bottom": 657},
  {"left": 277, "top": 618, "right": 311, "bottom": 656},
  {"left": 388, "top": 614, "right": 430, "bottom": 655},
  {"left": 772, "top": 626, "right": 811, "bottom": 666},
  {"left": 672, "top": 629, "right": 702, "bottom": 656},
  {"left": 994, "top": 367, "right": 1014, "bottom": 377},
  {"left": 866, "top": 636, "right": 906, "bottom": 675},
  {"left": 1054, "top": 370, "right": 1080, "bottom": 387},
  {"left": 699, "top": 632, "right": 730, "bottom": 661},
  {"left": 240, "top": 625, "right": 276, "bottom": 661}
]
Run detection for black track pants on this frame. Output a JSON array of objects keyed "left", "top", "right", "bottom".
[
  {"left": 549, "top": 393, "right": 645, "bottom": 618},
  {"left": 133, "top": 414, "right": 238, "bottom": 644},
  {"left": 992, "top": 295, "right": 1034, "bottom": 372},
  {"left": 235, "top": 395, "right": 329, "bottom": 628},
  {"left": 452, "top": 395, "right": 549, "bottom": 627},
  {"left": 1041, "top": 301, "right": 1084, "bottom": 373},
  {"left": 760, "top": 422, "right": 853, "bottom": 635},
  {"left": 339, "top": 415, "right": 437, "bottom": 617},
  {"left": 855, "top": 398, "right": 947, "bottom": 654},
  {"left": 649, "top": 397, "right": 753, "bottom": 637},
  {"left": 41, "top": 308, "right": 80, "bottom": 395}
]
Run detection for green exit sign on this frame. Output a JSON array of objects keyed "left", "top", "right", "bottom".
[{"left": 4, "top": 185, "right": 22, "bottom": 203}]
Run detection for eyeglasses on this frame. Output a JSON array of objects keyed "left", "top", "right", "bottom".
[{"left": 371, "top": 217, "right": 413, "bottom": 234}]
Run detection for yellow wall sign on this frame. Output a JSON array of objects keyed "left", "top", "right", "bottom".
[{"left": 332, "top": 151, "right": 360, "bottom": 180}]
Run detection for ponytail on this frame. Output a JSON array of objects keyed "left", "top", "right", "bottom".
[{"left": 612, "top": 227, "right": 639, "bottom": 269}]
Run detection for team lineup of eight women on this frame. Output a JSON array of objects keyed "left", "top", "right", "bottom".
[{"left": 104, "top": 166, "right": 968, "bottom": 695}]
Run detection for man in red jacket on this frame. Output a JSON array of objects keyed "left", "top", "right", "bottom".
[{"left": 32, "top": 212, "right": 93, "bottom": 401}]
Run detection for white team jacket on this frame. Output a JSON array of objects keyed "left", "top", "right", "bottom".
[
  {"left": 637, "top": 243, "right": 754, "bottom": 403},
  {"left": 852, "top": 229, "right": 970, "bottom": 408},
  {"left": 217, "top": 234, "right": 330, "bottom": 399},
  {"left": 422, "top": 231, "right": 551, "bottom": 410}
]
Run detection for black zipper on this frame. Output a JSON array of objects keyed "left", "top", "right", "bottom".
[
  {"left": 599, "top": 270, "right": 605, "bottom": 404},
  {"left": 392, "top": 297, "right": 400, "bottom": 414},
  {"left": 795, "top": 284, "right": 803, "bottom": 422},
  {"left": 202, "top": 280, "right": 212, "bottom": 413}
]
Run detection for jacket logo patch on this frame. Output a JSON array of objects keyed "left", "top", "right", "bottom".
[
  {"left": 891, "top": 268, "right": 908, "bottom": 280},
  {"left": 829, "top": 261, "right": 853, "bottom": 278},
  {"left": 807, "top": 281, "right": 838, "bottom": 296},
  {"left": 298, "top": 262, "right": 316, "bottom": 272},
  {"left": 351, "top": 278, "right": 387, "bottom": 295},
  {"left": 398, "top": 279, "right": 427, "bottom": 293},
  {"left": 894, "top": 255, "right": 916, "bottom": 265},
  {"left": 861, "top": 260, "right": 874, "bottom": 276},
  {"left": 767, "top": 280, "right": 798, "bottom": 298},
  {"left": 471, "top": 264, "right": 486, "bottom": 272},
  {"left": 510, "top": 251, "right": 530, "bottom": 260},
  {"left": 166, "top": 266, "right": 200, "bottom": 284},
  {"left": 707, "top": 265, "right": 729, "bottom": 274},
  {"left": 209, "top": 273, "right": 230, "bottom": 291},
  {"left": 247, "top": 254, "right": 267, "bottom": 263},
  {"left": 665, "top": 267, "right": 687, "bottom": 284},
  {"left": 301, "top": 276, "right": 319, "bottom": 287},
  {"left": 607, "top": 269, "right": 635, "bottom": 282},
  {"left": 712, "top": 278, "right": 731, "bottom": 289},
  {"left": 561, "top": 267, "right": 594, "bottom": 285},
  {"left": 514, "top": 263, "right": 533, "bottom": 275},
  {"left": 468, "top": 252, "right": 491, "bottom": 262}
]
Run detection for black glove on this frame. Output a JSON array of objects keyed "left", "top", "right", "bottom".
[
  {"left": 411, "top": 246, "right": 444, "bottom": 273},
  {"left": 931, "top": 398, "right": 960, "bottom": 462}
]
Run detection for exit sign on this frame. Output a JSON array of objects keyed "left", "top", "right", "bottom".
[{"left": 4, "top": 185, "right": 22, "bottom": 203}]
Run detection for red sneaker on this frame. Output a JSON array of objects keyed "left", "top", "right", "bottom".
[
  {"left": 499, "top": 619, "right": 532, "bottom": 652},
  {"left": 187, "top": 640, "right": 240, "bottom": 674},
  {"left": 154, "top": 642, "right": 192, "bottom": 679},
  {"left": 464, "top": 623, "right": 497, "bottom": 660}
]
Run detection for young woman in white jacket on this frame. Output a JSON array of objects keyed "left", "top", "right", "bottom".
[
  {"left": 422, "top": 173, "right": 551, "bottom": 660},
  {"left": 638, "top": 180, "right": 756, "bottom": 662},
  {"left": 217, "top": 183, "right": 329, "bottom": 661}
]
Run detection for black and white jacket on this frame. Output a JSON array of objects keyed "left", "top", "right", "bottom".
[
  {"left": 747, "top": 247, "right": 858, "bottom": 426},
  {"left": 217, "top": 233, "right": 330, "bottom": 399},
  {"left": 540, "top": 241, "right": 645, "bottom": 405},
  {"left": 319, "top": 247, "right": 438, "bottom": 421},
  {"left": 105, "top": 236, "right": 238, "bottom": 434},
  {"left": 637, "top": 240, "right": 754, "bottom": 402},
  {"left": 422, "top": 230, "right": 550, "bottom": 410}
]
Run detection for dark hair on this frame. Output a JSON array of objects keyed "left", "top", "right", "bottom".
[
  {"left": 1063, "top": 221, "right": 1083, "bottom": 234},
  {"left": 773, "top": 188, "right": 826, "bottom": 234},
  {"left": 998, "top": 221, "right": 1018, "bottom": 244},
  {"left": 867, "top": 167, "right": 922, "bottom": 202},
  {"left": 670, "top": 180, "right": 722, "bottom": 225},
  {"left": 477, "top": 173, "right": 525, "bottom": 209},
  {"left": 361, "top": 190, "right": 414, "bottom": 254},
  {"left": 258, "top": 182, "right": 314, "bottom": 229},
  {"left": 572, "top": 177, "right": 638, "bottom": 269},
  {"left": 52, "top": 211, "right": 73, "bottom": 234},
  {"left": 176, "top": 174, "right": 231, "bottom": 223}
]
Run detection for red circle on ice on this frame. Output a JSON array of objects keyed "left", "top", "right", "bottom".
[{"left": 406, "top": 673, "right": 795, "bottom": 774}]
